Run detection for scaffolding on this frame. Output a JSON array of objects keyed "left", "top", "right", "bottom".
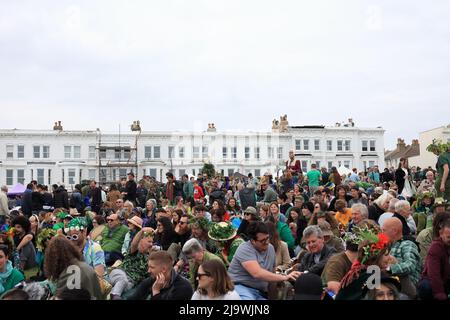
[{"left": 96, "top": 122, "right": 141, "bottom": 185}]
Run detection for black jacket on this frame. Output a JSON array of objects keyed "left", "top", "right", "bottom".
[
  {"left": 368, "top": 203, "right": 385, "bottom": 222},
  {"left": 239, "top": 188, "right": 256, "bottom": 210},
  {"left": 393, "top": 213, "right": 411, "bottom": 236},
  {"left": 297, "top": 245, "right": 337, "bottom": 275},
  {"left": 209, "top": 190, "right": 225, "bottom": 206},
  {"left": 31, "top": 192, "right": 45, "bottom": 212},
  {"left": 21, "top": 189, "right": 33, "bottom": 217},
  {"left": 53, "top": 187, "right": 69, "bottom": 209},
  {"left": 125, "top": 180, "right": 137, "bottom": 203},
  {"left": 126, "top": 270, "right": 193, "bottom": 300},
  {"left": 89, "top": 186, "right": 103, "bottom": 213}
]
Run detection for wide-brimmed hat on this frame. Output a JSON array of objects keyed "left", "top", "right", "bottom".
[
  {"left": 362, "top": 274, "right": 402, "bottom": 296},
  {"left": 243, "top": 206, "right": 258, "bottom": 218},
  {"left": 67, "top": 217, "right": 87, "bottom": 231},
  {"left": 127, "top": 216, "right": 143, "bottom": 229},
  {"left": 69, "top": 208, "right": 81, "bottom": 216},
  {"left": 208, "top": 221, "right": 237, "bottom": 241},
  {"left": 56, "top": 212, "right": 72, "bottom": 220},
  {"left": 433, "top": 197, "right": 448, "bottom": 209},
  {"left": 294, "top": 273, "right": 324, "bottom": 300}
]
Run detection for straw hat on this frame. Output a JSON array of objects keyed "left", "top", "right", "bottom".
[
  {"left": 127, "top": 216, "right": 143, "bottom": 229},
  {"left": 208, "top": 221, "right": 237, "bottom": 241},
  {"left": 70, "top": 208, "right": 81, "bottom": 216}
]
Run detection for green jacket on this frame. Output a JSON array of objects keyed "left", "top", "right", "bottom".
[
  {"left": 276, "top": 221, "right": 295, "bottom": 250},
  {"left": 183, "top": 181, "right": 194, "bottom": 199},
  {"left": 100, "top": 224, "right": 129, "bottom": 253},
  {"left": 1, "top": 268, "right": 25, "bottom": 295},
  {"left": 188, "top": 251, "right": 224, "bottom": 289}
]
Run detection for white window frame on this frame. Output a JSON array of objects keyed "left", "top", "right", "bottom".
[
  {"left": 6, "top": 169, "right": 13, "bottom": 185},
  {"left": 37, "top": 168, "right": 45, "bottom": 185},
  {"left": 145, "top": 146, "right": 152, "bottom": 159},
  {"left": 314, "top": 140, "right": 320, "bottom": 151},
  {"left": 295, "top": 139, "right": 301, "bottom": 151},
  {"left": 179, "top": 146, "right": 184, "bottom": 159},
  {"left": 370, "top": 140, "right": 376, "bottom": 152},
  {"left": 17, "top": 145, "right": 25, "bottom": 158},
  {"left": 33, "top": 145, "right": 41, "bottom": 158},
  {"left": 17, "top": 169, "right": 25, "bottom": 185},
  {"left": 268, "top": 147, "right": 274, "bottom": 159},
  {"left": 89, "top": 146, "right": 96, "bottom": 159},
  {"left": 327, "top": 140, "right": 332, "bottom": 151},
  {"left": 168, "top": 146, "right": 175, "bottom": 159},
  {"left": 344, "top": 140, "right": 351, "bottom": 152},
  {"left": 6, "top": 145, "right": 14, "bottom": 159},
  {"left": 153, "top": 146, "right": 161, "bottom": 159},
  {"left": 255, "top": 147, "right": 260, "bottom": 159},
  {"left": 245, "top": 147, "right": 250, "bottom": 159},
  {"left": 43, "top": 145, "right": 50, "bottom": 158},
  {"left": 277, "top": 147, "right": 283, "bottom": 159},
  {"left": 362, "top": 140, "right": 368, "bottom": 152},
  {"left": 193, "top": 146, "right": 200, "bottom": 159},
  {"left": 303, "top": 139, "right": 309, "bottom": 151},
  {"left": 88, "top": 169, "right": 96, "bottom": 180},
  {"left": 231, "top": 147, "right": 237, "bottom": 159},
  {"left": 73, "top": 146, "right": 81, "bottom": 159}
]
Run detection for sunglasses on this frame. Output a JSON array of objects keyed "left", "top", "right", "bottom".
[
  {"left": 107, "top": 219, "right": 116, "bottom": 222},
  {"left": 196, "top": 273, "right": 210, "bottom": 279},
  {"left": 178, "top": 221, "right": 187, "bottom": 225},
  {"left": 66, "top": 234, "right": 79, "bottom": 241}
]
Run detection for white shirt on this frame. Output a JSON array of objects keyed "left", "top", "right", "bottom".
[
  {"left": 378, "top": 212, "right": 394, "bottom": 227},
  {"left": 191, "top": 290, "right": 241, "bottom": 300}
]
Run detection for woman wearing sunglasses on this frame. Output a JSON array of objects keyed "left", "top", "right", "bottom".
[{"left": 191, "top": 259, "right": 240, "bottom": 300}]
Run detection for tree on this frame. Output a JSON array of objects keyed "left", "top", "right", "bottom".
[
  {"left": 201, "top": 162, "right": 215, "bottom": 179},
  {"left": 427, "top": 139, "right": 450, "bottom": 155}
]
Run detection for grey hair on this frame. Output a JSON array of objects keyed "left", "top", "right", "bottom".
[
  {"left": 303, "top": 225, "right": 323, "bottom": 239},
  {"left": 1, "top": 185, "right": 7, "bottom": 192},
  {"left": 124, "top": 200, "right": 134, "bottom": 209},
  {"left": 395, "top": 200, "right": 410, "bottom": 213},
  {"left": 388, "top": 198, "right": 400, "bottom": 212},
  {"left": 373, "top": 193, "right": 394, "bottom": 207},
  {"left": 351, "top": 203, "right": 369, "bottom": 219},
  {"left": 182, "top": 238, "right": 203, "bottom": 255}
]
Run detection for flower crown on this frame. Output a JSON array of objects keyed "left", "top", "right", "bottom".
[{"left": 343, "top": 226, "right": 389, "bottom": 265}]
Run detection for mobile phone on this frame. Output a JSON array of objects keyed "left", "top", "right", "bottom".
[{"left": 325, "top": 289, "right": 336, "bottom": 299}]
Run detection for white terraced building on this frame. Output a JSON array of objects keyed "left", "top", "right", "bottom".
[{"left": 0, "top": 117, "right": 385, "bottom": 189}]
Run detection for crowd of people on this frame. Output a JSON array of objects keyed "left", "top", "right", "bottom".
[{"left": 0, "top": 145, "right": 449, "bottom": 301}]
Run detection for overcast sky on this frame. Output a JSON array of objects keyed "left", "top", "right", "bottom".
[{"left": 0, "top": 0, "right": 449, "bottom": 149}]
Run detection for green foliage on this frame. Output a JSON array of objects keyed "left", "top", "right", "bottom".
[
  {"left": 201, "top": 162, "right": 216, "bottom": 179},
  {"left": 426, "top": 139, "right": 450, "bottom": 155}
]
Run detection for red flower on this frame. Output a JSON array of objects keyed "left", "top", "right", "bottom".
[{"left": 371, "top": 233, "right": 389, "bottom": 251}]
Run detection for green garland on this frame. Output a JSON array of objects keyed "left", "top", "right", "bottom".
[{"left": 209, "top": 222, "right": 235, "bottom": 240}]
